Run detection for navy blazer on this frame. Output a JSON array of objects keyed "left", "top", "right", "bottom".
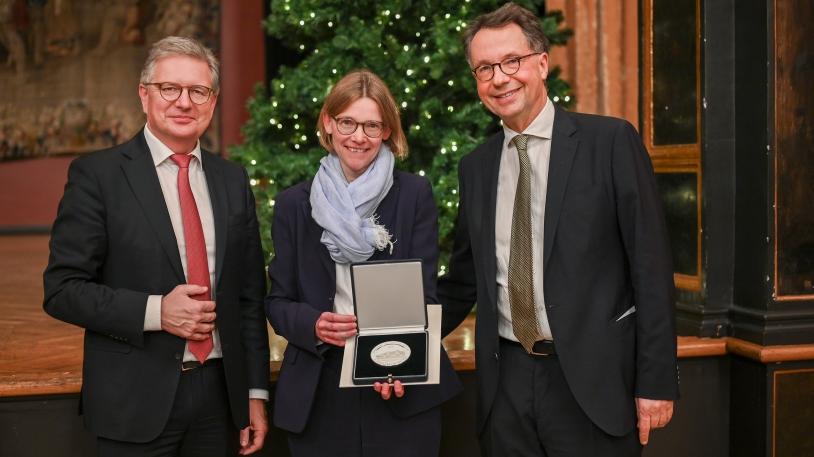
[
  {"left": 266, "top": 169, "right": 462, "bottom": 433},
  {"left": 440, "top": 107, "right": 679, "bottom": 437},
  {"left": 43, "top": 132, "right": 269, "bottom": 442}
]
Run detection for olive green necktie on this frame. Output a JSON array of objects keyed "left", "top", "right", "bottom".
[{"left": 508, "top": 134, "right": 541, "bottom": 353}]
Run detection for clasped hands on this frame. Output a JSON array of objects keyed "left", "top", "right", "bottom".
[
  {"left": 160, "top": 284, "right": 216, "bottom": 339},
  {"left": 315, "top": 311, "right": 405, "bottom": 400}
]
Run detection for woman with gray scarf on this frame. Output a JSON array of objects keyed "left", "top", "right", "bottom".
[{"left": 265, "top": 69, "right": 462, "bottom": 456}]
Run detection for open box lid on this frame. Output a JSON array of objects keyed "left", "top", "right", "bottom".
[{"left": 350, "top": 259, "right": 427, "bottom": 331}]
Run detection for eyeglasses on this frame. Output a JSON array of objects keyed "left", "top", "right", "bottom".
[
  {"left": 470, "top": 52, "right": 543, "bottom": 82},
  {"left": 332, "top": 116, "right": 385, "bottom": 138},
  {"left": 144, "top": 82, "right": 214, "bottom": 105}
]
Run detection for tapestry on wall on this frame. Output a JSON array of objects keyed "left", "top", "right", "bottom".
[{"left": 0, "top": 0, "right": 221, "bottom": 162}]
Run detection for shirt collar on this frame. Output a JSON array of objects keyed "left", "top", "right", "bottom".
[
  {"left": 502, "top": 97, "right": 555, "bottom": 147},
  {"left": 143, "top": 124, "right": 202, "bottom": 168}
]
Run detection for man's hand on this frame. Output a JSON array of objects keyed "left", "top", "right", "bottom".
[
  {"left": 315, "top": 312, "right": 357, "bottom": 346},
  {"left": 636, "top": 398, "right": 674, "bottom": 445},
  {"left": 373, "top": 380, "right": 405, "bottom": 400},
  {"left": 239, "top": 398, "right": 268, "bottom": 455},
  {"left": 160, "top": 284, "right": 216, "bottom": 340}
]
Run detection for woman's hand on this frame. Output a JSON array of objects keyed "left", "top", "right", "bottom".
[
  {"left": 373, "top": 380, "right": 405, "bottom": 400},
  {"left": 314, "top": 312, "right": 357, "bottom": 346}
]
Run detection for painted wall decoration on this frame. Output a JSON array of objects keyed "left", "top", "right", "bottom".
[{"left": 0, "top": 0, "right": 221, "bottom": 162}]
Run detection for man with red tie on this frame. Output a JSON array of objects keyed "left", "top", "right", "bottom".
[{"left": 43, "top": 36, "right": 270, "bottom": 456}]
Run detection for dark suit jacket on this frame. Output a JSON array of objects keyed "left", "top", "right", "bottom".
[
  {"left": 43, "top": 131, "right": 269, "bottom": 442},
  {"left": 439, "top": 106, "right": 679, "bottom": 437},
  {"left": 266, "top": 170, "right": 462, "bottom": 433}
]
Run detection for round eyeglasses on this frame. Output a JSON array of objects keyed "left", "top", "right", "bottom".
[
  {"left": 470, "top": 52, "right": 543, "bottom": 82},
  {"left": 332, "top": 116, "right": 385, "bottom": 138},
  {"left": 144, "top": 82, "right": 214, "bottom": 105}
]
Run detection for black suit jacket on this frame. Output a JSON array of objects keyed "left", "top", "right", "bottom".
[
  {"left": 266, "top": 170, "right": 462, "bottom": 433},
  {"left": 440, "top": 106, "right": 679, "bottom": 437},
  {"left": 43, "top": 131, "right": 269, "bottom": 442}
]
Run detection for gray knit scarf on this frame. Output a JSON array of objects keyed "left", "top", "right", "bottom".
[{"left": 310, "top": 145, "right": 395, "bottom": 264}]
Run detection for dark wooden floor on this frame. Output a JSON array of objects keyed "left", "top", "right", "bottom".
[
  {"left": 0, "top": 235, "right": 739, "bottom": 457},
  {"left": 0, "top": 235, "right": 84, "bottom": 396},
  {"left": 0, "top": 235, "right": 480, "bottom": 398}
]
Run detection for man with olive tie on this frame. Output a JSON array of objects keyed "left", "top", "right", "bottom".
[{"left": 439, "top": 4, "right": 679, "bottom": 456}]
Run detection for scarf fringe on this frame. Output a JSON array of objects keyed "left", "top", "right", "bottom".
[{"left": 370, "top": 215, "right": 395, "bottom": 254}]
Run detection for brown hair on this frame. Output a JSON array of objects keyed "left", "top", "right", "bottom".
[
  {"left": 462, "top": 2, "right": 550, "bottom": 64},
  {"left": 317, "top": 69, "right": 408, "bottom": 158}
]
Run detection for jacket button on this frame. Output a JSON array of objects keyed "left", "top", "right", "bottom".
[
  {"left": 174, "top": 353, "right": 182, "bottom": 360},
  {"left": 494, "top": 352, "right": 499, "bottom": 361}
]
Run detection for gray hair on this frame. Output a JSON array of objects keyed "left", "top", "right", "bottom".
[
  {"left": 463, "top": 2, "right": 550, "bottom": 65},
  {"left": 140, "top": 36, "right": 220, "bottom": 92}
]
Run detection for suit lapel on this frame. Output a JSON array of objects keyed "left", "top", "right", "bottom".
[
  {"left": 201, "top": 152, "right": 228, "bottom": 288},
  {"left": 368, "top": 173, "right": 400, "bottom": 261},
  {"left": 544, "top": 107, "right": 578, "bottom": 270},
  {"left": 378, "top": 174, "right": 400, "bottom": 233},
  {"left": 120, "top": 133, "right": 185, "bottom": 282},
  {"left": 482, "top": 134, "right": 503, "bottom": 307}
]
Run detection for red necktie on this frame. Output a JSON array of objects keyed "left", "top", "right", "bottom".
[{"left": 170, "top": 153, "right": 213, "bottom": 362}]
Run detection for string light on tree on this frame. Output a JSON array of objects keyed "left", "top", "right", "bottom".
[{"left": 231, "top": 0, "right": 573, "bottom": 261}]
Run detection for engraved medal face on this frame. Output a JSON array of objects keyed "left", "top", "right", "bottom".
[{"left": 370, "top": 341, "right": 411, "bottom": 367}]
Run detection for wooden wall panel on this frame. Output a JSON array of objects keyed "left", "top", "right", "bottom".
[
  {"left": 547, "top": 0, "right": 639, "bottom": 125},
  {"left": 773, "top": 0, "right": 814, "bottom": 300}
]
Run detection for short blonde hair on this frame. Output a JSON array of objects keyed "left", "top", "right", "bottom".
[
  {"left": 140, "top": 36, "right": 220, "bottom": 92},
  {"left": 317, "top": 69, "right": 408, "bottom": 158}
]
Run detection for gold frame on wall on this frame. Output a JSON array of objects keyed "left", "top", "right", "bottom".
[
  {"left": 641, "top": 0, "right": 703, "bottom": 292},
  {"left": 772, "top": 0, "right": 814, "bottom": 302}
]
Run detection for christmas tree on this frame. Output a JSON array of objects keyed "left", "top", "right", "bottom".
[{"left": 232, "top": 0, "right": 573, "bottom": 270}]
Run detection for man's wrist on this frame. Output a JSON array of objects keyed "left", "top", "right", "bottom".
[{"left": 249, "top": 388, "right": 269, "bottom": 401}]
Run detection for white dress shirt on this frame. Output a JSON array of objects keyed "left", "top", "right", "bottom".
[
  {"left": 495, "top": 98, "right": 555, "bottom": 342},
  {"left": 334, "top": 263, "right": 355, "bottom": 316},
  {"left": 140, "top": 125, "right": 267, "bottom": 400}
]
